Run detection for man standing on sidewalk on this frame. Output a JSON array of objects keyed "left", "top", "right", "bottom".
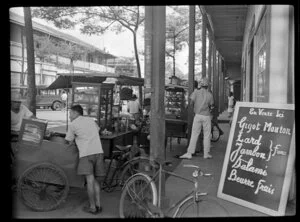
[
  {"left": 65, "top": 104, "right": 105, "bottom": 214},
  {"left": 180, "top": 77, "right": 214, "bottom": 159}
]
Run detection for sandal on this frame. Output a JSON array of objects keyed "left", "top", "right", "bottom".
[
  {"left": 96, "top": 206, "right": 103, "bottom": 213},
  {"left": 82, "top": 206, "right": 99, "bottom": 215}
]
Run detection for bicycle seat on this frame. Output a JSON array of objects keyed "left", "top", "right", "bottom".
[{"left": 115, "top": 145, "right": 132, "bottom": 152}]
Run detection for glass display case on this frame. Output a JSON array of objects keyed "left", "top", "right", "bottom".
[
  {"left": 72, "top": 82, "right": 114, "bottom": 130},
  {"left": 165, "top": 84, "right": 188, "bottom": 120},
  {"left": 100, "top": 84, "right": 114, "bottom": 129}
]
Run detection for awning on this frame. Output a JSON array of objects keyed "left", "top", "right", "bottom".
[
  {"left": 116, "top": 75, "right": 144, "bottom": 86},
  {"left": 47, "top": 73, "right": 107, "bottom": 90},
  {"left": 165, "top": 84, "right": 187, "bottom": 92},
  {"left": 47, "top": 73, "right": 144, "bottom": 89}
]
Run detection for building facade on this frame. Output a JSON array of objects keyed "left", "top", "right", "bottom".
[
  {"left": 107, "top": 56, "right": 138, "bottom": 77},
  {"left": 10, "top": 11, "right": 116, "bottom": 94},
  {"left": 241, "top": 5, "right": 294, "bottom": 104}
]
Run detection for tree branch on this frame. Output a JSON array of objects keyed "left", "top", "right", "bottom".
[
  {"left": 109, "top": 6, "right": 136, "bottom": 28},
  {"left": 123, "top": 6, "right": 138, "bottom": 15},
  {"left": 166, "top": 51, "right": 175, "bottom": 58}
]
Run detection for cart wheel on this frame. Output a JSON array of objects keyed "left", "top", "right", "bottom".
[{"left": 17, "top": 162, "right": 69, "bottom": 211}]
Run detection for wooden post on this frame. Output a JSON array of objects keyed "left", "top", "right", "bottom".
[
  {"left": 216, "top": 53, "right": 220, "bottom": 113},
  {"left": 208, "top": 32, "right": 212, "bottom": 91},
  {"left": 218, "top": 55, "right": 222, "bottom": 113},
  {"left": 187, "top": 5, "right": 196, "bottom": 142},
  {"left": 220, "top": 58, "right": 224, "bottom": 112},
  {"left": 145, "top": 6, "right": 167, "bottom": 206},
  {"left": 201, "top": 15, "right": 207, "bottom": 78},
  {"left": 147, "top": 6, "right": 166, "bottom": 160},
  {"left": 213, "top": 44, "right": 218, "bottom": 105}
]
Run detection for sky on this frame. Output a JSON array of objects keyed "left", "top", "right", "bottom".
[{"left": 10, "top": 7, "right": 189, "bottom": 76}]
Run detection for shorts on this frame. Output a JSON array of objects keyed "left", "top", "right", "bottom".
[{"left": 77, "top": 153, "right": 106, "bottom": 177}]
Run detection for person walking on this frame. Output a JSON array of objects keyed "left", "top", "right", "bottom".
[
  {"left": 180, "top": 77, "right": 214, "bottom": 159},
  {"left": 228, "top": 92, "right": 235, "bottom": 125},
  {"left": 61, "top": 90, "right": 67, "bottom": 111},
  {"left": 65, "top": 105, "right": 105, "bottom": 214}
]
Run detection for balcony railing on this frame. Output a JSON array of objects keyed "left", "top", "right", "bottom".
[{"left": 10, "top": 41, "right": 115, "bottom": 74}]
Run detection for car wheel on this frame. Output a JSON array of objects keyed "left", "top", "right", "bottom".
[{"left": 51, "top": 101, "right": 62, "bottom": 111}]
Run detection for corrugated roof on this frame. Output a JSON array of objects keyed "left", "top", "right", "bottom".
[{"left": 9, "top": 11, "right": 116, "bottom": 59}]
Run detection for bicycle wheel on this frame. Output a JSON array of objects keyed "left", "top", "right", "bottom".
[
  {"left": 176, "top": 195, "right": 229, "bottom": 217},
  {"left": 211, "top": 124, "right": 220, "bottom": 142},
  {"left": 17, "top": 162, "right": 69, "bottom": 211},
  {"left": 119, "top": 173, "right": 158, "bottom": 218},
  {"left": 119, "top": 157, "right": 159, "bottom": 186}
]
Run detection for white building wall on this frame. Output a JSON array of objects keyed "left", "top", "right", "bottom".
[
  {"left": 268, "top": 5, "right": 290, "bottom": 103},
  {"left": 10, "top": 41, "right": 116, "bottom": 90}
]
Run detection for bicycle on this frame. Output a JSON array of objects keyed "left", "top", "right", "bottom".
[
  {"left": 119, "top": 159, "right": 229, "bottom": 218},
  {"left": 101, "top": 144, "right": 158, "bottom": 192},
  {"left": 210, "top": 106, "right": 224, "bottom": 142},
  {"left": 210, "top": 120, "right": 223, "bottom": 142}
]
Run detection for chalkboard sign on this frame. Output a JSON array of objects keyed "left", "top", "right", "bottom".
[{"left": 217, "top": 102, "right": 295, "bottom": 216}]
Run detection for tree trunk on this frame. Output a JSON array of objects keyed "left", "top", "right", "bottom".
[
  {"left": 133, "top": 31, "right": 143, "bottom": 105},
  {"left": 24, "top": 7, "right": 36, "bottom": 115}
]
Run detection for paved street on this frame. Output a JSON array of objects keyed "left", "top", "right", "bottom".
[
  {"left": 36, "top": 109, "right": 68, "bottom": 129},
  {"left": 13, "top": 188, "right": 121, "bottom": 218}
]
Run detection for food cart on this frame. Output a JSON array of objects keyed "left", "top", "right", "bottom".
[
  {"left": 45, "top": 73, "right": 145, "bottom": 158},
  {"left": 12, "top": 118, "right": 82, "bottom": 211},
  {"left": 164, "top": 83, "right": 189, "bottom": 156}
]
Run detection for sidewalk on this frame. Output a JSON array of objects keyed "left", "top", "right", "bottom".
[{"left": 163, "top": 122, "right": 296, "bottom": 217}]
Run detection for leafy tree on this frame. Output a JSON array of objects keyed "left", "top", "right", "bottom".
[
  {"left": 32, "top": 6, "right": 145, "bottom": 104},
  {"left": 34, "top": 34, "right": 56, "bottom": 62},
  {"left": 34, "top": 34, "right": 95, "bottom": 73},
  {"left": 166, "top": 6, "right": 189, "bottom": 77},
  {"left": 56, "top": 40, "right": 89, "bottom": 73},
  {"left": 166, "top": 6, "right": 202, "bottom": 79},
  {"left": 165, "top": 60, "right": 186, "bottom": 84}
]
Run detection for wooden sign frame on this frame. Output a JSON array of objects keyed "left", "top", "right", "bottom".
[
  {"left": 18, "top": 118, "right": 48, "bottom": 147},
  {"left": 217, "top": 102, "right": 295, "bottom": 216}
]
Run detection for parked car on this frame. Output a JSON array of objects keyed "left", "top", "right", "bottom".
[{"left": 18, "top": 86, "right": 72, "bottom": 111}]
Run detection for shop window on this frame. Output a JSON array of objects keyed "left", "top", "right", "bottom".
[
  {"left": 254, "top": 11, "right": 268, "bottom": 102},
  {"left": 10, "top": 23, "right": 22, "bottom": 43}
]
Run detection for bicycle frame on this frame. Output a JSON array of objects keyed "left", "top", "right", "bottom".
[
  {"left": 102, "top": 151, "right": 131, "bottom": 191},
  {"left": 102, "top": 154, "right": 152, "bottom": 191},
  {"left": 133, "top": 161, "right": 207, "bottom": 217}
]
